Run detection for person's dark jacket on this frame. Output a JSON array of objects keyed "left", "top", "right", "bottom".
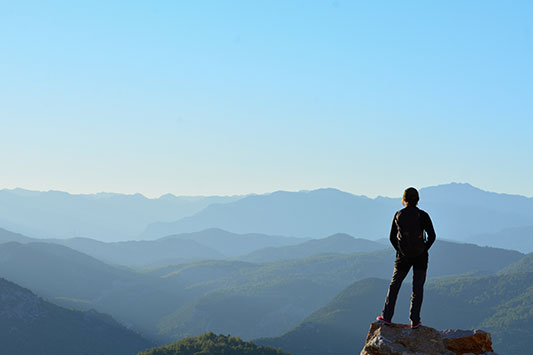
[{"left": 389, "top": 206, "right": 436, "bottom": 253}]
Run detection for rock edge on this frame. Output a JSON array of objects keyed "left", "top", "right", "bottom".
[{"left": 360, "top": 322, "right": 498, "bottom": 355}]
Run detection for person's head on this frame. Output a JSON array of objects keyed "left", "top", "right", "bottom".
[{"left": 402, "top": 187, "right": 419, "bottom": 207}]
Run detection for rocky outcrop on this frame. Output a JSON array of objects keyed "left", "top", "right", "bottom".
[
  {"left": 440, "top": 329, "right": 496, "bottom": 355},
  {"left": 361, "top": 322, "right": 498, "bottom": 355}
]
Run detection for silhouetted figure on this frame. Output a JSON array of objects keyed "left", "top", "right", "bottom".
[{"left": 377, "top": 187, "right": 436, "bottom": 329}]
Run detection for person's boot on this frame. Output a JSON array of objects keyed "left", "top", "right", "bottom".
[
  {"left": 376, "top": 316, "right": 392, "bottom": 324},
  {"left": 410, "top": 321, "right": 422, "bottom": 329}
]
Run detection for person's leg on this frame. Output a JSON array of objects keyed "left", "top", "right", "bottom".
[
  {"left": 410, "top": 252, "right": 428, "bottom": 325},
  {"left": 382, "top": 255, "right": 410, "bottom": 321}
]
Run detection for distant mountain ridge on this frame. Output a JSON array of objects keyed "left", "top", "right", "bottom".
[
  {"left": 239, "top": 233, "right": 386, "bottom": 262},
  {"left": 142, "top": 183, "right": 533, "bottom": 249},
  {"left": 0, "top": 227, "right": 304, "bottom": 268},
  {"left": 467, "top": 225, "right": 533, "bottom": 253},
  {"left": 0, "top": 241, "right": 139, "bottom": 300},
  {"left": 2, "top": 183, "right": 532, "bottom": 250},
  {"left": 162, "top": 228, "right": 305, "bottom": 257},
  {"left": 0, "top": 227, "right": 35, "bottom": 243},
  {"left": 49, "top": 228, "right": 304, "bottom": 268},
  {"left": 142, "top": 188, "right": 398, "bottom": 239},
  {"left": 0, "top": 188, "right": 242, "bottom": 241}
]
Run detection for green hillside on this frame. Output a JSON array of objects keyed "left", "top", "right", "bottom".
[
  {"left": 139, "top": 332, "right": 287, "bottom": 355},
  {"left": 0, "top": 241, "right": 188, "bottom": 340},
  {"left": 498, "top": 252, "right": 533, "bottom": 274},
  {"left": 149, "top": 240, "right": 522, "bottom": 341},
  {"left": 148, "top": 240, "right": 522, "bottom": 295},
  {"left": 158, "top": 277, "right": 336, "bottom": 340},
  {"left": 259, "top": 272, "right": 533, "bottom": 355},
  {"left": 148, "top": 252, "right": 393, "bottom": 340},
  {"left": 0, "top": 277, "right": 152, "bottom": 355},
  {"left": 256, "top": 278, "right": 388, "bottom": 355},
  {"left": 0, "top": 236, "right": 525, "bottom": 344}
]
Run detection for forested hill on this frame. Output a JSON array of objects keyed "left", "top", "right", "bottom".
[
  {"left": 0, "top": 277, "right": 152, "bottom": 355},
  {"left": 140, "top": 332, "right": 287, "bottom": 355}
]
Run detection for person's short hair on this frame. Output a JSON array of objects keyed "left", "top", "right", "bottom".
[{"left": 403, "top": 187, "right": 419, "bottom": 206}]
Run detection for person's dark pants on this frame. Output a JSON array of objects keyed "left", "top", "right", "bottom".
[{"left": 381, "top": 251, "right": 428, "bottom": 324}]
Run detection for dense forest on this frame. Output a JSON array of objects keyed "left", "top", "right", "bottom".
[
  {"left": 139, "top": 332, "right": 287, "bottom": 355},
  {"left": 0, "top": 278, "right": 152, "bottom": 355}
]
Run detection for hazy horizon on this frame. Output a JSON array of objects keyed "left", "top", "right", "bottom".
[{"left": 2, "top": 181, "right": 532, "bottom": 200}]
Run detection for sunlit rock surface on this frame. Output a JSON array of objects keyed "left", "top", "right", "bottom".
[{"left": 361, "top": 322, "right": 497, "bottom": 355}]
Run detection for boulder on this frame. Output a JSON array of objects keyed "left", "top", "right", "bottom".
[
  {"left": 440, "top": 329, "right": 495, "bottom": 355},
  {"left": 360, "top": 322, "right": 498, "bottom": 355}
]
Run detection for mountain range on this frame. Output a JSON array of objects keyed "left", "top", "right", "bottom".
[
  {"left": 0, "top": 188, "right": 240, "bottom": 241},
  {"left": 0, "top": 227, "right": 304, "bottom": 268},
  {"left": 466, "top": 225, "right": 533, "bottom": 253},
  {"left": 1, "top": 182, "right": 533, "bottom": 354},
  {"left": 0, "top": 226, "right": 524, "bottom": 344},
  {"left": 2, "top": 183, "right": 532, "bottom": 252},
  {"left": 142, "top": 183, "right": 533, "bottom": 252}
]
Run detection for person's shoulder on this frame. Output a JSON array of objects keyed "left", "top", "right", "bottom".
[
  {"left": 417, "top": 208, "right": 431, "bottom": 218},
  {"left": 394, "top": 207, "right": 410, "bottom": 219},
  {"left": 392, "top": 209, "right": 401, "bottom": 221}
]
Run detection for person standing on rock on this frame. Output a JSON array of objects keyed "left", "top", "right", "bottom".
[{"left": 377, "top": 187, "right": 436, "bottom": 329}]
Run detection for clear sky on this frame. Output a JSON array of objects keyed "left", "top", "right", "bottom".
[{"left": 1, "top": 0, "right": 532, "bottom": 198}]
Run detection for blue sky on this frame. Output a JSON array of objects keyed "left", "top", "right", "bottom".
[{"left": 1, "top": 0, "right": 532, "bottom": 197}]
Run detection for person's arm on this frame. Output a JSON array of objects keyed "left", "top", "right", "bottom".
[
  {"left": 423, "top": 212, "right": 436, "bottom": 251},
  {"left": 389, "top": 213, "right": 399, "bottom": 251}
]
